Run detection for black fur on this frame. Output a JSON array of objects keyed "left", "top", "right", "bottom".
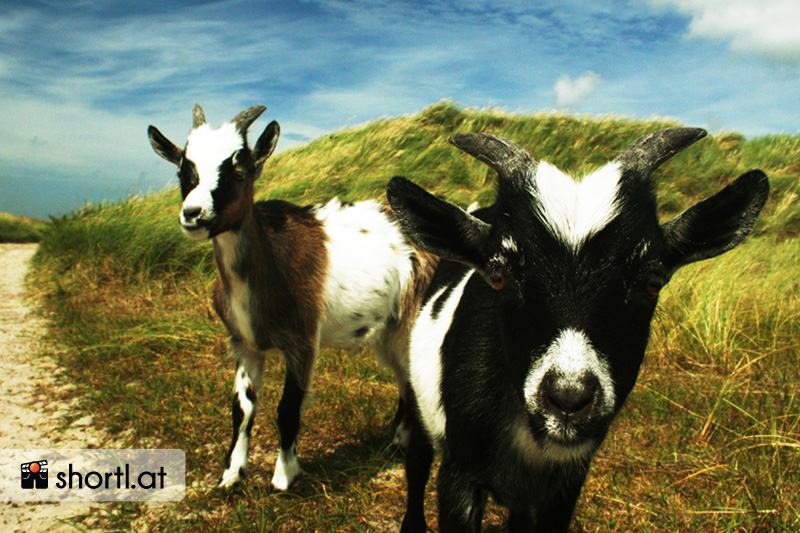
[{"left": 388, "top": 129, "right": 769, "bottom": 532}]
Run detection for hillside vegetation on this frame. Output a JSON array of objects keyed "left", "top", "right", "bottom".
[
  {"left": 0, "top": 213, "right": 48, "bottom": 242},
  {"left": 30, "top": 102, "right": 799, "bottom": 531}
]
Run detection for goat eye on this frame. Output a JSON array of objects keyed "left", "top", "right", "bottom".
[
  {"left": 644, "top": 276, "right": 664, "bottom": 298},
  {"left": 489, "top": 271, "right": 507, "bottom": 292},
  {"left": 233, "top": 170, "right": 246, "bottom": 181}
]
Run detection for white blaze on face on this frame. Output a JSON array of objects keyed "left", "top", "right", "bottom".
[
  {"left": 524, "top": 328, "right": 616, "bottom": 420},
  {"left": 181, "top": 122, "right": 244, "bottom": 229},
  {"left": 528, "top": 161, "right": 623, "bottom": 251}
]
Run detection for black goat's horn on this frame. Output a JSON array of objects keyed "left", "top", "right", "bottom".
[
  {"left": 449, "top": 133, "right": 536, "bottom": 181},
  {"left": 614, "top": 127, "right": 707, "bottom": 178},
  {"left": 233, "top": 105, "right": 267, "bottom": 135},
  {"left": 193, "top": 104, "right": 207, "bottom": 128}
]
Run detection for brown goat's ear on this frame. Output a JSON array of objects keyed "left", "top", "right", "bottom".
[
  {"left": 148, "top": 126, "right": 184, "bottom": 166},
  {"left": 253, "top": 121, "right": 280, "bottom": 177}
]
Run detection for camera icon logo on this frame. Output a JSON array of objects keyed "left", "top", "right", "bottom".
[{"left": 21, "top": 460, "right": 48, "bottom": 490}]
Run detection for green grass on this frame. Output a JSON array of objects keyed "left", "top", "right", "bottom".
[
  {"left": 0, "top": 212, "right": 48, "bottom": 242},
  {"left": 29, "top": 102, "right": 800, "bottom": 531}
]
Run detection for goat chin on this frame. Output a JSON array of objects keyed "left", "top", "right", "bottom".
[
  {"left": 181, "top": 225, "right": 210, "bottom": 240},
  {"left": 538, "top": 436, "right": 596, "bottom": 464}
]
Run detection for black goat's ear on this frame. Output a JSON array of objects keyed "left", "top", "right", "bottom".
[
  {"left": 148, "top": 126, "right": 183, "bottom": 166},
  {"left": 661, "top": 170, "right": 769, "bottom": 275},
  {"left": 387, "top": 177, "right": 490, "bottom": 268},
  {"left": 253, "top": 121, "right": 280, "bottom": 177}
]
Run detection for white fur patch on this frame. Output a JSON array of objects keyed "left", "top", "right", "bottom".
[
  {"left": 316, "top": 199, "right": 416, "bottom": 351},
  {"left": 524, "top": 328, "right": 616, "bottom": 415},
  {"left": 529, "top": 161, "right": 623, "bottom": 251},
  {"left": 219, "top": 365, "right": 257, "bottom": 488},
  {"left": 409, "top": 272, "right": 472, "bottom": 444},
  {"left": 272, "top": 444, "right": 300, "bottom": 491},
  {"left": 182, "top": 122, "right": 244, "bottom": 225}
]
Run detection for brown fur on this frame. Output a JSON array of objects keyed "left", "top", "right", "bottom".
[{"left": 212, "top": 198, "right": 328, "bottom": 360}]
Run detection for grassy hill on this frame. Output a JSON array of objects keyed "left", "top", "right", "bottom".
[
  {"left": 0, "top": 213, "right": 48, "bottom": 242},
  {"left": 29, "top": 102, "right": 799, "bottom": 531}
]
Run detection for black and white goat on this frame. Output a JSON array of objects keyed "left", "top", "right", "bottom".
[
  {"left": 147, "top": 105, "right": 435, "bottom": 490},
  {"left": 386, "top": 128, "right": 769, "bottom": 532}
]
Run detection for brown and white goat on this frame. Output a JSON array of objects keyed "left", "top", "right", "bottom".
[{"left": 147, "top": 105, "right": 435, "bottom": 490}]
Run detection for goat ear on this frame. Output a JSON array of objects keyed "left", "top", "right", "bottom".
[
  {"left": 253, "top": 121, "right": 280, "bottom": 176},
  {"left": 661, "top": 170, "right": 769, "bottom": 275},
  {"left": 387, "top": 177, "right": 490, "bottom": 268},
  {"left": 148, "top": 126, "right": 183, "bottom": 166}
]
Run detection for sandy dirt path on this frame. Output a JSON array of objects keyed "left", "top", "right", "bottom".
[{"left": 0, "top": 243, "right": 104, "bottom": 532}]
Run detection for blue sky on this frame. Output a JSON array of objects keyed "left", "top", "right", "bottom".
[{"left": 1, "top": 0, "right": 799, "bottom": 218}]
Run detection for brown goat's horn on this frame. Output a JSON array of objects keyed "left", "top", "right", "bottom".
[
  {"left": 614, "top": 127, "right": 707, "bottom": 178},
  {"left": 193, "top": 104, "right": 207, "bottom": 128},
  {"left": 233, "top": 105, "right": 267, "bottom": 135},
  {"left": 449, "top": 133, "right": 536, "bottom": 181}
]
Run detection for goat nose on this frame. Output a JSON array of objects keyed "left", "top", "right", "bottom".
[
  {"left": 183, "top": 206, "right": 202, "bottom": 221},
  {"left": 541, "top": 371, "right": 599, "bottom": 418}
]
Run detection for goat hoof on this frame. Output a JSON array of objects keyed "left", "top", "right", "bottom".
[
  {"left": 270, "top": 467, "right": 304, "bottom": 492},
  {"left": 218, "top": 467, "right": 245, "bottom": 489},
  {"left": 271, "top": 448, "right": 303, "bottom": 491}
]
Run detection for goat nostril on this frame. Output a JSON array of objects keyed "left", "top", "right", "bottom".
[
  {"left": 547, "top": 393, "right": 582, "bottom": 415},
  {"left": 183, "top": 206, "right": 202, "bottom": 221},
  {"left": 548, "top": 391, "right": 592, "bottom": 414},
  {"left": 542, "top": 374, "right": 599, "bottom": 417}
]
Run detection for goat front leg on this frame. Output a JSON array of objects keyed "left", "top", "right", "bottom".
[
  {"left": 271, "top": 343, "right": 316, "bottom": 491},
  {"left": 532, "top": 469, "right": 586, "bottom": 533},
  {"left": 219, "top": 343, "right": 265, "bottom": 488},
  {"left": 437, "top": 455, "right": 487, "bottom": 533}
]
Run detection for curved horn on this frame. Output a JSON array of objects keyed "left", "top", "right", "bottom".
[
  {"left": 449, "top": 133, "right": 536, "bottom": 180},
  {"left": 192, "top": 104, "right": 207, "bottom": 129},
  {"left": 614, "top": 127, "right": 707, "bottom": 178},
  {"left": 233, "top": 105, "right": 267, "bottom": 135}
]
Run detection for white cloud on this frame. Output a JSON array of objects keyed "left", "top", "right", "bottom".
[
  {"left": 651, "top": 0, "right": 800, "bottom": 62},
  {"left": 553, "top": 72, "right": 603, "bottom": 108}
]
